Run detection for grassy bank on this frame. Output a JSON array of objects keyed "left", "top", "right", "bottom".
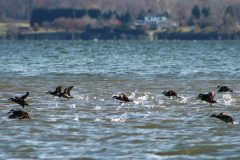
[{"left": 0, "top": 22, "right": 30, "bottom": 37}]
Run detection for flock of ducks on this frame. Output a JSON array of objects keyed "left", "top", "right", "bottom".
[
  {"left": 112, "top": 85, "right": 237, "bottom": 124},
  {"left": 6, "top": 85, "right": 237, "bottom": 124},
  {"left": 47, "top": 86, "right": 74, "bottom": 99},
  {"left": 7, "top": 86, "right": 74, "bottom": 119}
]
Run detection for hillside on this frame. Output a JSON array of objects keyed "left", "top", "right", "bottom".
[
  {"left": 0, "top": 0, "right": 240, "bottom": 26},
  {"left": 0, "top": 0, "right": 240, "bottom": 40}
]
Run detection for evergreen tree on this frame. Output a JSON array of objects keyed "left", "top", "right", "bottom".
[
  {"left": 88, "top": 9, "right": 101, "bottom": 19},
  {"left": 102, "top": 11, "right": 112, "bottom": 20},
  {"left": 202, "top": 7, "right": 210, "bottom": 18},
  {"left": 76, "top": 9, "right": 86, "bottom": 18},
  {"left": 117, "top": 11, "right": 131, "bottom": 26},
  {"left": 192, "top": 5, "right": 200, "bottom": 19}
]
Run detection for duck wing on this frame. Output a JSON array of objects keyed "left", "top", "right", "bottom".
[
  {"left": 64, "top": 86, "right": 74, "bottom": 95},
  {"left": 225, "top": 86, "right": 233, "bottom": 92},
  {"left": 21, "top": 92, "right": 29, "bottom": 100},
  {"left": 15, "top": 96, "right": 23, "bottom": 102},
  {"left": 121, "top": 94, "right": 129, "bottom": 101},
  {"left": 56, "top": 86, "right": 62, "bottom": 93},
  {"left": 121, "top": 93, "right": 132, "bottom": 102},
  {"left": 9, "top": 114, "right": 18, "bottom": 119}
]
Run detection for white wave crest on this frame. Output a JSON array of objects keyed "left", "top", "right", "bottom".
[
  {"left": 94, "top": 117, "right": 106, "bottom": 123},
  {"left": 111, "top": 117, "right": 126, "bottom": 123},
  {"left": 233, "top": 121, "right": 239, "bottom": 125},
  {"left": 111, "top": 113, "right": 127, "bottom": 123},
  {"left": 134, "top": 93, "right": 150, "bottom": 105},
  {"left": 178, "top": 96, "right": 188, "bottom": 104},
  {"left": 68, "top": 103, "right": 76, "bottom": 108},
  {"left": 95, "top": 106, "right": 102, "bottom": 110},
  {"left": 73, "top": 114, "right": 79, "bottom": 121},
  {"left": 75, "top": 95, "right": 90, "bottom": 101},
  {"left": 221, "top": 94, "right": 235, "bottom": 106}
]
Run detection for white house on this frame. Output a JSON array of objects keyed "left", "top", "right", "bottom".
[{"left": 135, "top": 15, "right": 178, "bottom": 29}]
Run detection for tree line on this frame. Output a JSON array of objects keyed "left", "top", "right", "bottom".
[
  {"left": 188, "top": 4, "right": 240, "bottom": 33},
  {"left": 30, "top": 8, "right": 131, "bottom": 26}
]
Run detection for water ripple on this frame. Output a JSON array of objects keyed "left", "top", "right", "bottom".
[{"left": 0, "top": 41, "right": 240, "bottom": 159}]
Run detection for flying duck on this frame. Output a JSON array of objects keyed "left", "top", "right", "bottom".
[
  {"left": 197, "top": 92, "right": 217, "bottom": 105},
  {"left": 217, "top": 86, "right": 233, "bottom": 92},
  {"left": 162, "top": 90, "right": 181, "bottom": 98},
  {"left": 8, "top": 109, "right": 30, "bottom": 119},
  {"left": 8, "top": 92, "right": 29, "bottom": 108},
  {"left": 210, "top": 112, "right": 237, "bottom": 124},
  {"left": 47, "top": 86, "right": 62, "bottom": 96},
  {"left": 58, "top": 86, "right": 74, "bottom": 99},
  {"left": 112, "top": 93, "right": 133, "bottom": 103}
]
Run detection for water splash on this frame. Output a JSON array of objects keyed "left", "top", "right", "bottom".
[
  {"left": 69, "top": 103, "right": 76, "bottom": 109},
  {"left": 178, "top": 96, "right": 188, "bottom": 104},
  {"left": 221, "top": 94, "right": 235, "bottom": 106},
  {"left": 233, "top": 121, "right": 239, "bottom": 125},
  {"left": 49, "top": 117, "right": 56, "bottom": 122},
  {"left": 75, "top": 95, "right": 90, "bottom": 102},
  {"left": 94, "top": 117, "right": 107, "bottom": 123},
  {"left": 75, "top": 95, "right": 83, "bottom": 99},
  {"left": 73, "top": 114, "right": 79, "bottom": 121},
  {"left": 100, "top": 98, "right": 105, "bottom": 102},
  {"left": 142, "top": 111, "right": 152, "bottom": 120},
  {"left": 158, "top": 99, "right": 164, "bottom": 105},
  {"left": 55, "top": 102, "right": 59, "bottom": 108},
  {"left": 95, "top": 106, "right": 102, "bottom": 110},
  {"left": 111, "top": 117, "right": 126, "bottom": 123},
  {"left": 128, "top": 91, "right": 136, "bottom": 99},
  {"left": 134, "top": 93, "right": 150, "bottom": 105},
  {"left": 111, "top": 113, "right": 127, "bottom": 123}
]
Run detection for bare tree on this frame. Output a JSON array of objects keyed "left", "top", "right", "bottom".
[
  {"left": 33, "top": 22, "right": 40, "bottom": 32},
  {"left": 42, "top": 21, "right": 50, "bottom": 31},
  {"left": 6, "top": 24, "right": 19, "bottom": 39},
  {"left": 1, "top": 0, "right": 240, "bottom": 32}
]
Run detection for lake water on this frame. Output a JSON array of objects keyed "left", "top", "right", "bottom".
[{"left": 0, "top": 40, "right": 240, "bottom": 159}]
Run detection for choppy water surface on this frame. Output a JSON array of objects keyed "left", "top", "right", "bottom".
[{"left": 0, "top": 40, "right": 240, "bottom": 159}]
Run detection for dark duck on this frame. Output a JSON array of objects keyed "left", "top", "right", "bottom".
[
  {"left": 162, "top": 90, "right": 181, "bottom": 98},
  {"left": 112, "top": 93, "right": 133, "bottom": 103},
  {"left": 8, "top": 109, "right": 30, "bottom": 119},
  {"left": 211, "top": 112, "right": 237, "bottom": 124},
  {"left": 58, "top": 86, "right": 74, "bottom": 99},
  {"left": 197, "top": 92, "right": 217, "bottom": 105},
  {"left": 217, "top": 85, "right": 233, "bottom": 92},
  {"left": 47, "top": 86, "right": 62, "bottom": 96},
  {"left": 8, "top": 92, "right": 29, "bottom": 108}
]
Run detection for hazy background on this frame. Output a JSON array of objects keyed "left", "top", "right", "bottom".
[{"left": 1, "top": 0, "right": 240, "bottom": 26}]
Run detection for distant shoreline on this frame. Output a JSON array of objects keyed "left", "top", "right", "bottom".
[
  {"left": 156, "top": 32, "right": 240, "bottom": 40},
  {"left": 16, "top": 32, "right": 240, "bottom": 41},
  {"left": 4, "top": 27, "right": 240, "bottom": 41}
]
